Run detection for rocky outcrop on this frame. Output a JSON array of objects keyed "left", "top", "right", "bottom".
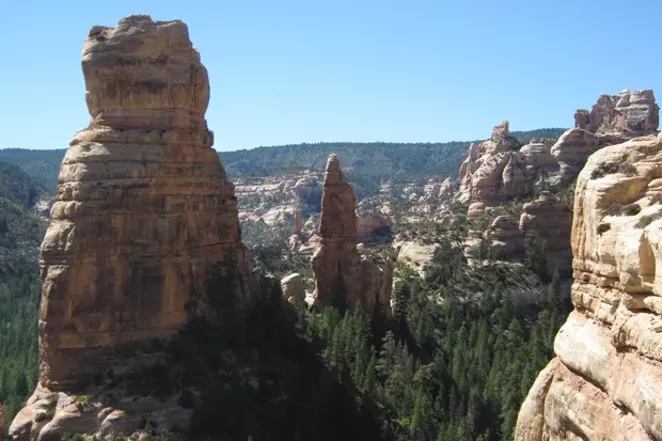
[
  {"left": 519, "top": 192, "right": 572, "bottom": 275},
  {"left": 311, "top": 155, "right": 392, "bottom": 314},
  {"left": 515, "top": 133, "right": 662, "bottom": 441},
  {"left": 356, "top": 215, "right": 391, "bottom": 244},
  {"left": 464, "top": 194, "right": 572, "bottom": 273},
  {"left": 438, "top": 177, "right": 456, "bottom": 201},
  {"left": 484, "top": 215, "right": 524, "bottom": 261},
  {"left": 10, "top": 15, "right": 253, "bottom": 441},
  {"left": 312, "top": 154, "right": 360, "bottom": 306},
  {"left": 550, "top": 128, "right": 601, "bottom": 185},
  {"left": 581, "top": 89, "right": 659, "bottom": 138},
  {"left": 552, "top": 89, "right": 659, "bottom": 185},
  {"left": 395, "top": 240, "right": 441, "bottom": 278},
  {"left": 457, "top": 121, "right": 523, "bottom": 215},
  {"left": 280, "top": 273, "right": 305, "bottom": 304},
  {"left": 458, "top": 91, "right": 659, "bottom": 216}
]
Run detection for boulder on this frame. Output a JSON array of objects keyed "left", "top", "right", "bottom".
[{"left": 281, "top": 273, "right": 305, "bottom": 304}]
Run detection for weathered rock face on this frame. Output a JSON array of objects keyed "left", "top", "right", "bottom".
[
  {"left": 459, "top": 91, "right": 659, "bottom": 217},
  {"left": 582, "top": 89, "right": 659, "bottom": 137},
  {"left": 484, "top": 215, "right": 524, "bottom": 261},
  {"left": 519, "top": 192, "right": 572, "bottom": 275},
  {"left": 552, "top": 89, "right": 660, "bottom": 185},
  {"left": 457, "top": 121, "right": 533, "bottom": 216},
  {"left": 515, "top": 133, "right": 662, "bottom": 441},
  {"left": 550, "top": 128, "right": 601, "bottom": 185},
  {"left": 312, "top": 155, "right": 392, "bottom": 314},
  {"left": 312, "top": 155, "right": 362, "bottom": 307},
  {"left": 36, "top": 15, "right": 253, "bottom": 390}
]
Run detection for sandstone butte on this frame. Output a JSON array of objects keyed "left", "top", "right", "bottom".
[
  {"left": 515, "top": 133, "right": 662, "bottom": 441},
  {"left": 457, "top": 90, "right": 659, "bottom": 217},
  {"left": 10, "top": 15, "right": 254, "bottom": 440},
  {"left": 311, "top": 154, "right": 393, "bottom": 315}
]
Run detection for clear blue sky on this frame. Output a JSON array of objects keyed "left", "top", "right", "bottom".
[{"left": 1, "top": 0, "right": 660, "bottom": 151}]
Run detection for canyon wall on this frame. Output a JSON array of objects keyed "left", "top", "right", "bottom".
[
  {"left": 515, "top": 133, "right": 662, "bottom": 441},
  {"left": 10, "top": 15, "right": 254, "bottom": 440}
]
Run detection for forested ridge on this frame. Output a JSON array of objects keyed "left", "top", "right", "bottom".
[
  {"left": 0, "top": 161, "right": 46, "bottom": 422},
  {"left": 0, "top": 127, "right": 566, "bottom": 194}
]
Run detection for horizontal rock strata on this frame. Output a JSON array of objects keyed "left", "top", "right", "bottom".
[
  {"left": 11, "top": 15, "right": 254, "bottom": 441},
  {"left": 515, "top": 133, "right": 662, "bottom": 441}
]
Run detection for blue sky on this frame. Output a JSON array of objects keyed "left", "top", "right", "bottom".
[{"left": 1, "top": 0, "right": 660, "bottom": 151}]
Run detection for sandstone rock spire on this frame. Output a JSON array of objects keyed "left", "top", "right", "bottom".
[
  {"left": 312, "top": 154, "right": 361, "bottom": 307},
  {"left": 37, "top": 14, "right": 252, "bottom": 391},
  {"left": 515, "top": 133, "right": 662, "bottom": 441},
  {"left": 312, "top": 154, "right": 392, "bottom": 315}
]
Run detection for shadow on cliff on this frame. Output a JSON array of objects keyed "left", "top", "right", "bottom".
[{"left": 120, "top": 275, "right": 389, "bottom": 441}]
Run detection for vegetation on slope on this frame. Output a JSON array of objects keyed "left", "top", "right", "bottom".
[
  {"left": 0, "top": 161, "right": 47, "bottom": 423},
  {"left": 0, "top": 148, "right": 66, "bottom": 194}
]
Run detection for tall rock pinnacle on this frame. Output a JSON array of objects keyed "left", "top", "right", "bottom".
[
  {"left": 37, "top": 15, "right": 252, "bottom": 390},
  {"left": 312, "top": 154, "right": 361, "bottom": 307},
  {"left": 312, "top": 154, "right": 392, "bottom": 314}
]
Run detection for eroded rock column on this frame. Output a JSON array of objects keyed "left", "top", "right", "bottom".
[
  {"left": 311, "top": 154, "right": 392, "bottom": 315},
  {"left": 37, "top": 15, "right": 252, "bottom": 390}
]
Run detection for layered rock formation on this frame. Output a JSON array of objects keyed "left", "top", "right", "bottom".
[
  {"left": 552, "top": 89, "right": 659, "bottom": 184},
  {"left": 576, "top": 89, "right": 659, "bottom": 137},
  {"left": 515, "top": 133, "right": 662, "bottom": 441},
  {"left": 463, "top": 193, "right": 572, "bottom": 274},
  {"left": 457, "top": 121, "right": 525, "bottom": 215},
  {"left": 483, "top": 215, "right": 524, "bottom": 261},
  {"left": 458, "top": 90, "right": 659, "bottom": 216},
  {"left": 312, "top": 155, "right": 392, "bottom": 314},
  {"left": 11, "top": 15, "right": 253, "bottom": 440}
]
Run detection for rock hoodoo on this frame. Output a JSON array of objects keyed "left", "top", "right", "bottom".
[
  {"left": 312, "top": 154, "right": 392, "bottom": 314},
  {"left": 10, "top": 15, "right": 253, "bottom": 440},
  {"left": 515, "top": 133, "right": 662, "bottom": 441}
]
